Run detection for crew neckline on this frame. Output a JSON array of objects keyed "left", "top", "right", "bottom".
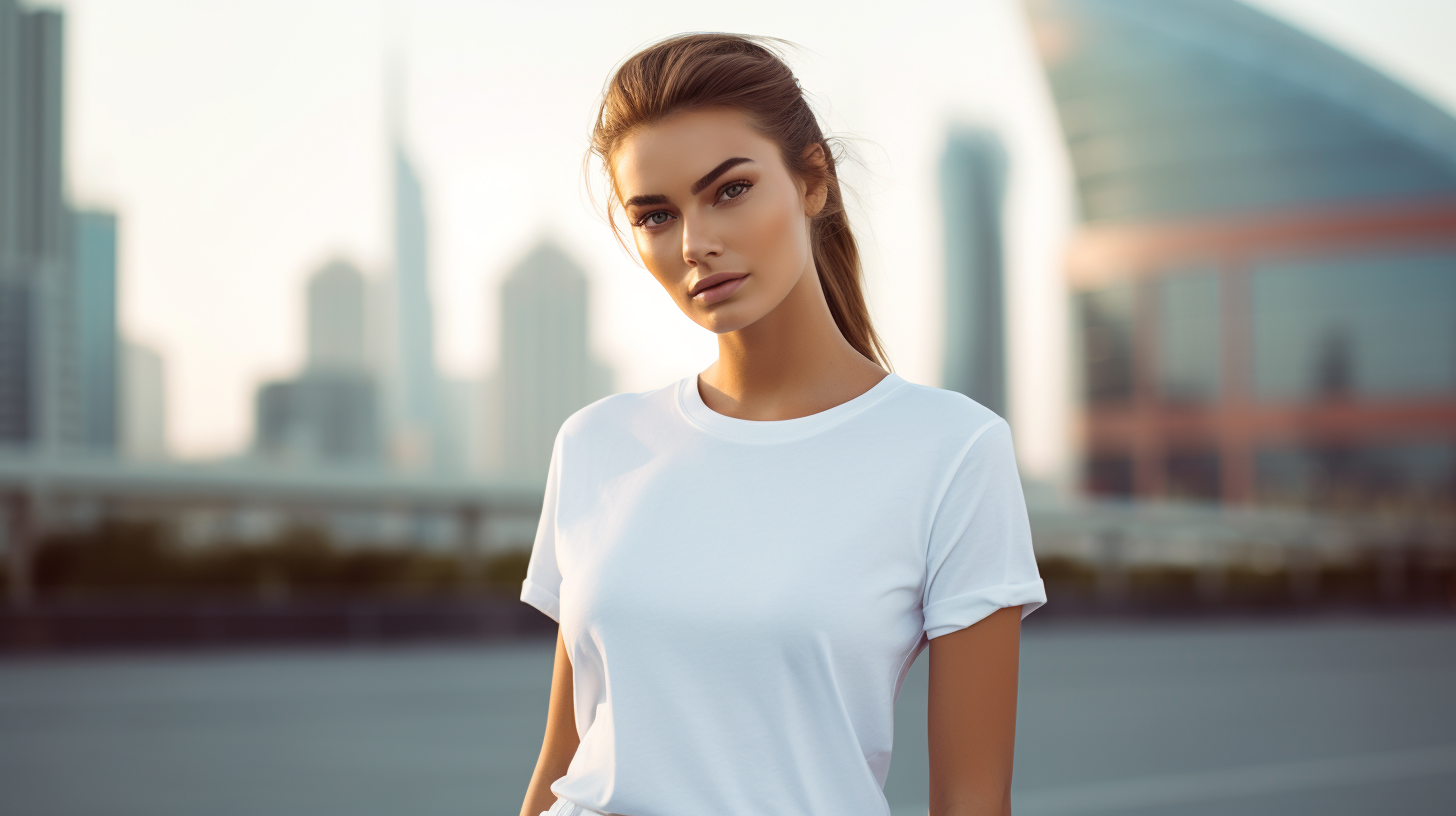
[{"left": 675, "top": 371, "right": 906, "bottom": 443}]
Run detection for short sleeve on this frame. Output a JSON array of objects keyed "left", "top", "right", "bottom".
[
  {"left": 922, "top": 418, "right": 1046, "bottom": 639},
  {"left": 520, "top": 425, "right": 565, "bottom": 623}
]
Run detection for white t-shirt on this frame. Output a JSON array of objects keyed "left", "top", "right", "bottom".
[{"left": 520, "top": 371, "right": 1046, "bottom": 816}]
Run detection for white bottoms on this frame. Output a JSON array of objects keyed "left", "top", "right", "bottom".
[{"left": 541, "top": 796, "right": 608, "bottom": 816}]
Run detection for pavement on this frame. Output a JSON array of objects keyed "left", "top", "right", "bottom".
[{"left": 1, "top": 616, "right": 1453, "bottom": 816}]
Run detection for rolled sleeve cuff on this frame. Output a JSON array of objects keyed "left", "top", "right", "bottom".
[
  {"left": 520, "top": 577, "right": 561, "bottom": 623},
  {"left": 922, "top": 578, "right": 1047, "bottom": 639}
]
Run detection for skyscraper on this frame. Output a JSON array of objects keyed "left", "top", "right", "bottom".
[
  {"left": 494, "top": 239, "right": 613, "bottom": 482},
  {"left": 120, "top": 339, "right": 167, "bottom": 461},
  {"left": 939, "top": 127, "right": 1009, "bottom": 420},
  {"left": 253, "top": 258, "right": 381, "bottom": 467},
  {"left": 306, "top": 258, "right": 370, "bottom": 373},
  {"left": 73, "top": 208, "right": 118, "bottom": 451},
  {"left": 382, "top": 61, "right": 447, "bottom": 472},
  {"left": 0, "top": 1, "right": 76, "bottom": 451}
]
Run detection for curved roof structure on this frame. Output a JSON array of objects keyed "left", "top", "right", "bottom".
[{"left": 1024, "top": 0, "right": 1456, "bottom": 223}]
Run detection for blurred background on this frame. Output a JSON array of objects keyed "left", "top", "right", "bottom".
[{"left": 0, "top": 0, "right": 1453, "bottom": 814}]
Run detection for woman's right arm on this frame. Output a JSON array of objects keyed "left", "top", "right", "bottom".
[{"left": 519, "top": 628, "right": 580, "bottom": 816}]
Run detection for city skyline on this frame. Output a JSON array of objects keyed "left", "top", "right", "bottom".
[{"left": 46, "top": 0, "right": 1456, "bottom": 482}]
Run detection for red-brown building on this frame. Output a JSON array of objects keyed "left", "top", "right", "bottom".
[{"left": 1026, "top": 0, "right": 1456, "bottom": 512}]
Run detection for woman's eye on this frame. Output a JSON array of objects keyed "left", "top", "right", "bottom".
[
  {"left": 640, "top": 211, "right": 673, "bottom": 227},
  {"left": 719, "top": 182, "right": 750, "bottom": 202}
]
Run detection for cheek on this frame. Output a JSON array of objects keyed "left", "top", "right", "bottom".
[
  {"left": 738, "top": 186, "right": 807, "bottom": 267},
  {"left": 634, "top": 231, "right": 680, "bottom": 291}
]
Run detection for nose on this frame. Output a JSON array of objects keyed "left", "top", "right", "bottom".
[{"left": 680, "top": 212, "right": 722, "bottom": 267}]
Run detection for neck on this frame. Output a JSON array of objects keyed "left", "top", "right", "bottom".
[{"left": 700, "top": 258, "right": 886, "bottom": 421}]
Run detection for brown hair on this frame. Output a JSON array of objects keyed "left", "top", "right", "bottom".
[{"left": 587, "top": 32, "right": 892, "bottom": 371}]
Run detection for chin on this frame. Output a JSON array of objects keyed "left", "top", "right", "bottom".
[{"left": 693, "top": 298, "right": 766, "bottom": 335}]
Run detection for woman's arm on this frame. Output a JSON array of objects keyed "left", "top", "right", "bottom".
[
  {"left": 519, "top": 628, "right": 580, "bottom": 816},
  {"left": 926, "top": 605, "right": 1024, "bottom": 816}
]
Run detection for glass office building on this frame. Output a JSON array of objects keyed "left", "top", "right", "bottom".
[{"left": 1025, "top": 0, "right": 1456, "bottom": 512}]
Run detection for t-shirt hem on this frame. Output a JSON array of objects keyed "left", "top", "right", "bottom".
[
  {"left": 520, "top": 578, "right": 561, "bottom": 623},
  {"left": 922, "top": 578, "right": 1047, "bottom": 639}
]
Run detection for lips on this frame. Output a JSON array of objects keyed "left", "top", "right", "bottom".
[
  {"left": 689, "top": 272, "right": 748, "bottom": 298},
  {"left": 691, "top": 274, "right": 747, "bottom": 305}
]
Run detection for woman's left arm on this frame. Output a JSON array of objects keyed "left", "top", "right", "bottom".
[{"left": 926, "top": 604, "right": 1024, "bottom": 816}]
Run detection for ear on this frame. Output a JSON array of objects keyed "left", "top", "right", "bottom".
[{"left": 801, "top": 142, "right": 829, "bottom": 218}]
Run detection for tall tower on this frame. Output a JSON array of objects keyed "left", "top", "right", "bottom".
[
  {"left": 495, "top": 239, "right": 613, "bottom": 482},
  {"left": 939, "top": 126, "right": 1009, "bottom": 420},
  {"left": 0, "top": 1, "right": 76, "bottom": 450},
  {"left": 383, "top": 57, "right": 446, "bottom": 471}
]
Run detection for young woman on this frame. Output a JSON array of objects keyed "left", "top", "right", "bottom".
[{"left": 519, "top": 33, "right": 1046, "bottom": 816}]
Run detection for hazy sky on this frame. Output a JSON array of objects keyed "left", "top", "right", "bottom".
[{"left": 46, "top": 0, "right": 1456, "bottom": 478}]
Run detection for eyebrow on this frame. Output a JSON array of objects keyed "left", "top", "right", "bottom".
[
  {"left": 624, "top": 193, "right": 670, "bottom": 208},
  {"left": 622, "top": 157, "right": 755, "bottom": 210},
  {"left": 690, "top": 157, "right": 753, "bottom": 195}
]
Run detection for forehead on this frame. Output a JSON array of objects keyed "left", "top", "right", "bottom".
[{"left": 612, "top": 106, "right": 781, "bottom": 196}]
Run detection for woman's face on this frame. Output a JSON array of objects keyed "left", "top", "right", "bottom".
[{"left": 611, "top": 106, "right": 824, "bottom": 335}]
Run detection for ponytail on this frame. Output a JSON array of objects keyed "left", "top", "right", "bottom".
[{"left": 809, "top": 147, "right": 889, "bottom": 368}]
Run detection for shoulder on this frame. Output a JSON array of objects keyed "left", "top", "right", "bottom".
[
  {"left": 882, "top": 376, "right": 1008, "bottom": 448},
  {"left": 556, "top": 377, "right": 681, "bottom": 442}
]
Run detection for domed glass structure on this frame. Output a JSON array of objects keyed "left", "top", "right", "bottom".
[{"left": 1026, "top": 0, "right": 1456, "bottom": 511}]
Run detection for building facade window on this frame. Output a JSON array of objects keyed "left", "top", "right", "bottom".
[
  {"left": 1165, "top": 449, "right": 1222, "bottom": 500},
  {"left": 1157, "top": 265, "right": 1221, "bottom": 403},
  {"left": 1251, "top": 250, "right": 1456, "bottom": 401},
  {"left": 1085, "top": 453, "right": 1135, "bottom": 498},
  {"left": 1255, "top": 442, "right": 1456, "bottom": 512},
  {"left": 1077, "top": 281, "right": 1136, "bottom": 405}
]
